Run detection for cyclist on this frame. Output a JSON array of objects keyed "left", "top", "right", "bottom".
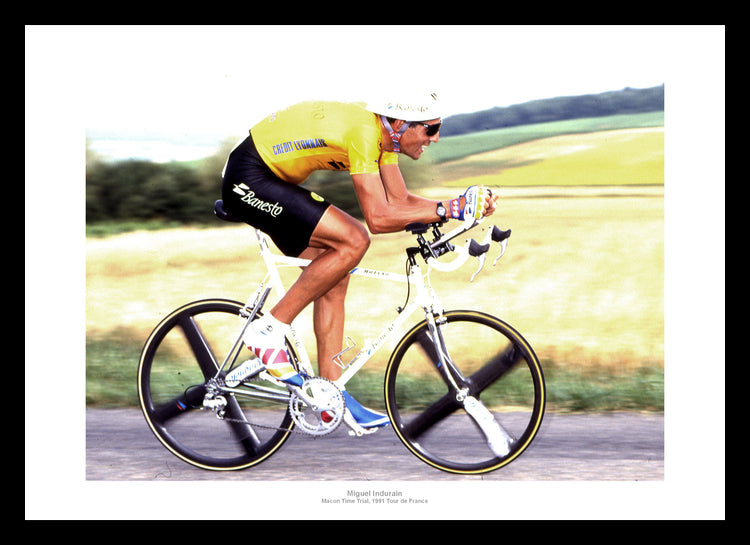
[{"left": 220, "top": 92, "right": 498, "bottom": 428}]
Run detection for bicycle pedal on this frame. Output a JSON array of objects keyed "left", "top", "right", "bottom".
[
  {"left": 347, "top": 427, "right": 379, "bottom": 437},
  {"left": 342, "top": 410, "right": 383, "bottom": 436}
]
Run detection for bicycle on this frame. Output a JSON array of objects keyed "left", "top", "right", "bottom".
[{"left": 137, "top": 199, "right": 546, "bottom": 475}]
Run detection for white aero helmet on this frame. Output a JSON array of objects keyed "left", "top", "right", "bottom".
[{"left": 366, "top": 91, "right": 441, "bottom": 152}]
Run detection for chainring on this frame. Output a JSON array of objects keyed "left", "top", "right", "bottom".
[{"left": 288, "top": 377, "right": 345, "bottom": 436}]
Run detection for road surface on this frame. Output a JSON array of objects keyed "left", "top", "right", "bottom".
[{"left": 86, "top": 408, "right": 663, "bottom": 481}]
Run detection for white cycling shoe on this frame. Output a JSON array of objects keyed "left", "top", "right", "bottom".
[{"left": 227, "top": 315, "right": 304, "bottom": 387}]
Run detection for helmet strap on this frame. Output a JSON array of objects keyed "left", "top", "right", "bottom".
[{"left": 379, "top": 115, "right": 408, "bottom": 153}]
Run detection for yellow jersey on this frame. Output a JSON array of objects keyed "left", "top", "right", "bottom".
[{"left": 250, "top": 101, "right": 399, "bottom": 184}]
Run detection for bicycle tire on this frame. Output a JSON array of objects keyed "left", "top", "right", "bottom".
[
  {"left": 137, "top": 299, "right": 295, "bottom": 470},
  {"left": 384, "top": 310, "right": 545, "bottom": 474}
]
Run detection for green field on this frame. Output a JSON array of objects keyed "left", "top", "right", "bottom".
[
  {"left": 86, "top": 114, "right": 664, "bottom": 411},
  {"left": 439, "top": 127, "right": 663, "bottom": 187},
  {"left": 429, "top": 111, "right": 664, "bottom": 164}
]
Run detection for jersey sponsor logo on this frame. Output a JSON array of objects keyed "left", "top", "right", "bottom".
[
  {"left": 232, "top": 183, "right": 284, "bottom": 217},
  {"left": 272, "top": 137, "right": 328, "bottom": 156}
]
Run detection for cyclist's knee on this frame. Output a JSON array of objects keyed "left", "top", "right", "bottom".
[
  {"left": 341, "top": 222, "right": 370, "bottom": 264},
  {"left": 351, "top": 223, "right": 371, "bottom": 254},
  {"left": 311, "top": 207, "right": 370, "bottom": 263}
]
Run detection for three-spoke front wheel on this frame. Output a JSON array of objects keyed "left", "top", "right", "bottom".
[
  {"left": 137, "top": 299, "right": 294, "bottom": 470},
  {"left": 384, "top": 311, "right": 545, "bottom": 474}
]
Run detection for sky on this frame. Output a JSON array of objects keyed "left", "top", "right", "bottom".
[{"left": 25, "top": 25, "right": 718, "bottom": 162}]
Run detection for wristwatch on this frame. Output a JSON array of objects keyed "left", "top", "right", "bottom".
[{"left": 436, "top": 202, "right": 447, "bottom": 222}]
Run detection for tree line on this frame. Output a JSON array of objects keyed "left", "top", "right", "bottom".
[
  {"left": 86, "top": 85, "right": 664, "bottom": 227},
  {"left": 440, "top": 85, "right": 664, "bottom": 136}
]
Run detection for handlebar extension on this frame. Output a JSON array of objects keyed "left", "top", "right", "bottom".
[{"left": 405, "top": 221, "right": 512, "bottom": 280}]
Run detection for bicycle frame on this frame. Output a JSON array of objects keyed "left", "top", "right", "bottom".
[
  {"left": 213, "top": 217, "right": 510, "bottom": 436},
  {"left": 139, "top": 208, "right": 545, "bottom": 471},
  {"left": 244, "top": 227, "right": 447, "bottom": 391}
]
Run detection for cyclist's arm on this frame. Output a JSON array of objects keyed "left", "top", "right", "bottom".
[
  {"left": 379, "top": 163, "right": 438, "bottom": 209},
  {"left": 351, "top": 168, "right": 440, "bottom": 234},
  {"left": 378, "top": 164, "right": 498, "bottom": 218}
]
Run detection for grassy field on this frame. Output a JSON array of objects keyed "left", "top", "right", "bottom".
[
  {"left": 439, "top": 127, "right": 663, "bottom": 187},
  {"left": 86, "top": 121, "right": 664, "bottom": 411}
]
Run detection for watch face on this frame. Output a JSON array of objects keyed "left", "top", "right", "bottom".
[{"left": 437, "top": 205, "right": 446, "bottom": 216}]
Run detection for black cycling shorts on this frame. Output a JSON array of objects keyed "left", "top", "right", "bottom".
[{"left": 221, "top": 133, "right": 331, "bottom": 257}]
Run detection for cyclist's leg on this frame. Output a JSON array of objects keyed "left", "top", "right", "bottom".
[
  {"left": 221, "top": 134, "right": 370, "bottom": 326},
  {"left": 294, "top": 227, "right": 389, "bottom": 429},
  {"left": 298, "top": 246, "right": 350, "bottom": 381},
  {"left": 221, "top": 134, "right": 363, "bottom": 366},
  {"left": 237, "top": 208, "right": 368, "bottom": 386},
  {"left": 269, "top": 205, "right": 369, "bottom": 325}
]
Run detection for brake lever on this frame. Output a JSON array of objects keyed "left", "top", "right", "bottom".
[
  {"left": 466, "top": 226, "right": 512, "bottom": 281},
  {"left": 490, "top": 226, "right": 511, "bottom": 266},
  {"left": 467, "top": 238, "right": 491, "bottom": 282}
]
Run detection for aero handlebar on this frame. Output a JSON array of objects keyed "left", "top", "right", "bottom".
[{"left": 406, "top": 219, "right": 511, "bottom": 281}]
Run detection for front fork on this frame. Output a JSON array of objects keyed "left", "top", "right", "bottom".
[
  {"left": 423, "top": 311, "right": 470, "bottom": 399},
  {"left": 411, "top": 262, "right": 470, "bottom": 398},
  {"left": 423, "top": 309, "right": 513, "bottom": 457}
]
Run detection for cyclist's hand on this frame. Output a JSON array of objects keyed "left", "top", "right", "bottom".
[
  {"left": 484, "top": 188, "right": 499, "bottom": 217},
  {"left": 450, "top": 186, "right": 497, "bottom": 221}
]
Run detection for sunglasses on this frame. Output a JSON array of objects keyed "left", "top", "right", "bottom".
[{"left": 412, "top": 121, "right": 442, "bottom": 136}]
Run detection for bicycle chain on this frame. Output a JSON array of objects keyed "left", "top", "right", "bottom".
[
  {"left": 206, "top": 376, "right": 343, "bottom": 440},
  {"left": 214, "top": 410, "right": 323, "bottom": 439}
]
